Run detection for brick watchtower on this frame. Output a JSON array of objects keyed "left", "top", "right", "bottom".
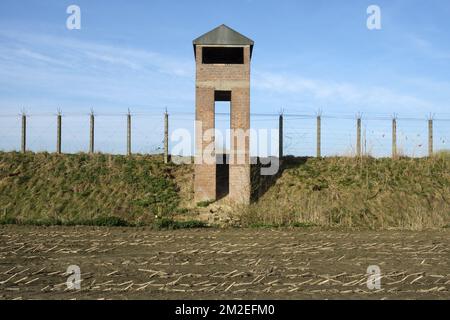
[{"left": 193, "top": 24, "right": 254, "bottom": 204}]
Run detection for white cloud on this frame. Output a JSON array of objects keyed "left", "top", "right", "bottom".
[
  {"left": 252, "top": 70, "right": 434, "bottom": 112},
  {"left": 406, "top": 34, "right": 450, "bottom": 60},
  {"left": 0, "top": 29, "right": 447, "bottom": 117},
  {"left": 0, "top": 29, "right": 194, "bottom": 77},
  {"left": 0, "top": 30, "right": 195, "bottom": 113}
]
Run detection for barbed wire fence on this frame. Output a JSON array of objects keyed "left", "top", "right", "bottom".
[{"left": 0, "top": 110, "right": 449, "bottom": 159}]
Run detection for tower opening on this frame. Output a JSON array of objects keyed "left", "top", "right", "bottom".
[
  {"left": 215, "top": 91, "right": 231, "bottom": 200},
  {"left": 202, "top": 47, "right": 244, "bottom": 64}
]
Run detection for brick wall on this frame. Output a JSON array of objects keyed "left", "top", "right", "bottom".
[{"left": 194, "top": 45, "right": 251, "bottom": 204}]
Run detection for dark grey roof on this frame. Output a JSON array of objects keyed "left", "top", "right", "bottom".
[{"left": 193, "top": 24, "right": 254, "bottom": 57}]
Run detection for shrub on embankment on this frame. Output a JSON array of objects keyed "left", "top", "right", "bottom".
[{"left": 242, "top": 155, "right": 450, "bottom": 230}]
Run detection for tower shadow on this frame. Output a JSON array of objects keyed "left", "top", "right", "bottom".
[
  {"left": 216, "top": 153, "right": 229, "bottom": 201},
  {"left": 250, "top": 156, "right": 309, "bottom": 202}
]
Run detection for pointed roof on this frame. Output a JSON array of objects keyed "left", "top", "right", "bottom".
[{"left": 193, "top": 24, "right": 254, "bottom": 56}]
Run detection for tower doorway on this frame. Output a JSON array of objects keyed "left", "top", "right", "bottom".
[{"left": 215, "top": 91, "right": 231, "bottom": 200}]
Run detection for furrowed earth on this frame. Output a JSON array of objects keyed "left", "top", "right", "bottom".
[
  {"left": 0, "top": 152, "right": 449, "bottom": 299},
  {"left": 0, "top": 225, "right": 448, "bottom": 300}
]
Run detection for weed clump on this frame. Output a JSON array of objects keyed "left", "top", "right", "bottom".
[{"left": 153, "top": 218, "right": 208, "bottom": 230}]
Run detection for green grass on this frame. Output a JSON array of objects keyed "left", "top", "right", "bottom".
[
  {"left": 0, "top": 152, "right": 181, "bottom": 225},
  {"left": 153, "top": 218, "right": 208, "bottom": 230},
  {"left": 0, "top": 216, "right": 208, "bottom": 229},
  {"left": 1, "top": 152, "right": 449, "bottom": 230},
  {"left": 196, "top": 200, "right": 214, "bottom": 208},
  {"left": 0, "top": 216, "right": 130, "bottom": 227},
  {"left": 248, "top": 221, "right": 317, "bottom": 229},
  {"left": 292, "top": 221, "right": 318, "bottom": 228}
]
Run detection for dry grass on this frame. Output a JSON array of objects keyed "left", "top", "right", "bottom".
[{"left": 243, "top": 155, "right": 450, "bottom": 230}]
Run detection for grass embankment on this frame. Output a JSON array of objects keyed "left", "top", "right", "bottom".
[
  {"left": 0, "top": 152, "right": 203, "bottom": 229},
  {"left": 0, "top": 151, "right": 449, "bottom": 230},
  {"left": 244, "top": 155, "right": 450, "bottom": 230}
]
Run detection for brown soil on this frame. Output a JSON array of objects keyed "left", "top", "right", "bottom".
[{"left": 0, "top": 225, "right": 448, "bottom": 300}]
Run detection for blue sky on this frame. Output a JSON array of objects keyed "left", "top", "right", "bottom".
[{"left": 0, "top": 0, "right": 449, "bottom": 155}]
